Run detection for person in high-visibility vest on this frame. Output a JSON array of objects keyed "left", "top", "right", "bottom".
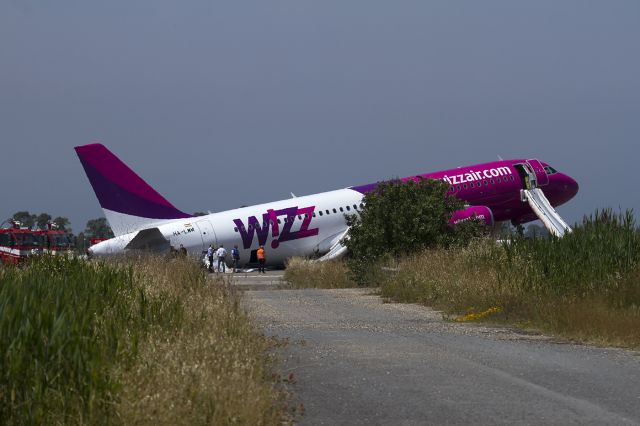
[{"left": 256, "top": 245, "right": 266, "bottom": 274}]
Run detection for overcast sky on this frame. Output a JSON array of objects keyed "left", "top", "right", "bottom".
[{"left": 1, "top": 1, "right": 639, "bottom": 232}]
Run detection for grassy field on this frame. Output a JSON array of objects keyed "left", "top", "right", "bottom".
[
  {"left": 378, "top": 210, "right": 640, "bottom": 348},
  {"left": 282, "top": 210, "right": 640, "bottom": 348},
  {"left": 0, "top": 256, "right": 287, "bottom": 425}
]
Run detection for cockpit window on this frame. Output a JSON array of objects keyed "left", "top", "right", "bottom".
[{"left": 544, "top": 166, "right": 558, "bottom": 175}]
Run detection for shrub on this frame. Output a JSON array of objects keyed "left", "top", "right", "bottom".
[{"left": 345, "top": 179, "right": 484, "bottom": 282}]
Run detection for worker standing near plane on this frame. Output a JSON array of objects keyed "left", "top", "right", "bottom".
[
  {"left": 231, "top": 245, "right": 240, "bottom": 273},
  {"left": 216, "top": 244, "right": 227, "bottom": 273},
  {"left": 257, "top": 245, "right": 266, "bottom": 273},
  {"left": 207, "top": 244, "right": 214, "bottom": 272}
]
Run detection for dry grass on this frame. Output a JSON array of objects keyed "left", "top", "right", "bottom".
[
  {"left": 284, "top": 257, "right": 357, "bottom": 289},
  {"left": 377, "top": 240, "right": 640, "bottom": 349},
  {"left": 115, "top": 257, "right": 287, "bottom": 425}
]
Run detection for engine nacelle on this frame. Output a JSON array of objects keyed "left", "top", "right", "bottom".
[{"left": 449, "top": 206, "right": 494, "bottom": 226}]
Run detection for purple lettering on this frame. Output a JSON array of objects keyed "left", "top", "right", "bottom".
[
  {"left": 233, "top": 213, "right": 271, "bottom": 249},
  {"left": 233, "top": 205, "right": 321, "bottom": 250},
  {"left": 270, "top": 207, "right": 299, "bottom": 249}
]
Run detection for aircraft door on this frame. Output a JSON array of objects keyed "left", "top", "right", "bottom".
[
  {"left": 195, "top": 220, "right": 217, "bottom": 251},
  {"left": 526, "top": 159, "right": 549, "bottom": 186}
]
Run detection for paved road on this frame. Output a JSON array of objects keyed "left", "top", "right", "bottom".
[{"left": 237, "top": 274, "right": 640, "bottom": 425}]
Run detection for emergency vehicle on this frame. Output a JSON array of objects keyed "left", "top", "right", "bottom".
[
  {"left": 36, "top": 223, "right": 74, "bottom": 255},
  {"left": 0, "top": 221, "right": 44, "bottom": 265}
]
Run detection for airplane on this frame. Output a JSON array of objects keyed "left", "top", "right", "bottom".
[{"left": 75, "top": 143, "right": 579, "bottom": 266}]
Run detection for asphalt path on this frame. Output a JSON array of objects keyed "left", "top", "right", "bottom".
[{"left": 237, "top": 273, "right": 640, "bottom": 425}]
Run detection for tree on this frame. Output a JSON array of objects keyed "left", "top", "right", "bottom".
[
  {"left": 84, "top": 218, "right": 114, "bottom": 239},
  {"left": 52, "top": 217, "right": 71, "bottom": 233},
  {"left": 36, "top": 213, "right": 52, "bottom": 230},
  {"left": 344, "top": 179, "right": 484, "bottom": 280},
  {"left": 12, "top": 211, "right": 36, "bottom": 228}
]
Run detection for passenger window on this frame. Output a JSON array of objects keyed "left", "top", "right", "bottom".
[
  {"left": 313, "top": 213, "right": 316, "bottom": 217},
  {"left": 490, "top": 179, "right": 495, "bottom": 184},
  {"left": 353, "top": 204, "right": 358, "bottom": 210},
  {"left": 333, "top": 208, "right": 337, "bottom": 214},
  {"left": 497, "top": 178, "right": 501, "bottom": 183},
  {"left": 277, "top": 219, "right": 282, "bottom": 224},
  {"left": 339, "top": 207, "right": 344, "bottom": 212},
  {"left": 463, "top": 184, "right": 468, "bottom": 189},
  {"left": 234, "top": 227, "right": 238, "bottom": 232},
  {"left": 319, "top": 211, "right": 323, "bottom": 216},
  {"left": 298, "top": 215, "right": 302, "bottom": 220},
  {"left": 359, "top": 203, "right": 364, "bottom": 209},
  {"left": 484, "top": 180, "right": 488, "bottom": 186},
  {"left": 326, "top": 210, "right": 330, "bottom": 215},
  {"left": 346, "top": 206, "right": 351, "bottom": 211},
  {"left": 457, "top": 185, "right": 461, "bottom": 191}
]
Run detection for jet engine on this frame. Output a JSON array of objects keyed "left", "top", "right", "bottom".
[{"left": 449, "top": 206, "right": 494, "bottom": 226}]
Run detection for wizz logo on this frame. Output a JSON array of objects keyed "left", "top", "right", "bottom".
[{"left": 233, "top": 206, "right": 319, "bottom": 250}]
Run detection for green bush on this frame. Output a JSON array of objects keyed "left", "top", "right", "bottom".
[{"left": 345, "top": 179, "right": 484, "bottom": 282}]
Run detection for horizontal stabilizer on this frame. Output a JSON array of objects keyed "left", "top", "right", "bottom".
[{"left": 125, "top": 228, "right": 170, "bottom": 252}]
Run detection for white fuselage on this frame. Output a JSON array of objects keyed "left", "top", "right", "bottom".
[{"left": 90, "top": 188, "right": 364, "bottom": 265}]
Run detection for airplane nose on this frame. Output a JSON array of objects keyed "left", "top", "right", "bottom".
[
  {"left": 559, "top": 173, "right": 579, "bottom": 199},
  {"left": 87, "top": 247, "right": 94, "bottom": 258}
]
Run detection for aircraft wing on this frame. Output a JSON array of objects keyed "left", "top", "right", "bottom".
[{"left": 315, "top": 228, "right": 350, "bottom": 262}]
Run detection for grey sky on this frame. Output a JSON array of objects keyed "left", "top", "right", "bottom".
[{"left": 1, "top": 1, "right": 639, "bottom": 232}]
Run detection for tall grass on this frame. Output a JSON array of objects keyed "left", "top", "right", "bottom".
[
  {"left": 0, "top": 256, "right": 140, "bottom": 423},
  {"left": 500, "top": 209, "right": 640, "bottom": 296},
  {"left": 117, "top": 257, "right": 285, "bottom": 425},
  {"left": 378, "top": 210, "right": 640, "bottom": 347},
  {"left": 0, "top": 255, "right": 286, "bottom": 424},
  {"left": 284, "top": 258, "right": 357, "bottom": 289}
]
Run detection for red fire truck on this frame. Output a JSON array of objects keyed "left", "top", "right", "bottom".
[
  {"left": 0, "top": 221, "right": 74, "bottom": 265},
  {"left": 0, "top": 221, "right": 44, "bottom": 265},
  {"left": 36, "top": 223, "right": 74, "bottom": 255}
]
